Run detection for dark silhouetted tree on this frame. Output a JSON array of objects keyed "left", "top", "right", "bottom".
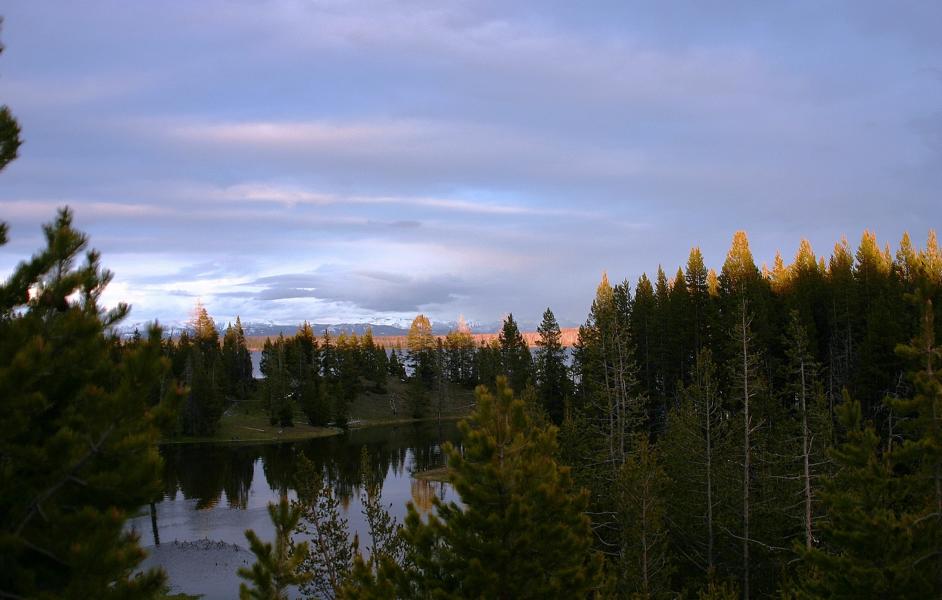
[{"left": 0, "top": 208, "right": 178, "bottom": 598}]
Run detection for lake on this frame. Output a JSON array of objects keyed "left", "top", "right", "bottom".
[{"left": 129, "top": 421, "right": 462, "bottom": 598}]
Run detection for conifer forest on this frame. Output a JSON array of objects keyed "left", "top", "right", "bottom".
[{"left": 3, "top": 4, "right": 942, "bottom": 599}]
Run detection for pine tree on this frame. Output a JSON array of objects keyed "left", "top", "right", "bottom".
[
  {"left": 717, "top": 230, "right": 777, "bottom": 597},
  {"left": 535, "top": 307, "right": 570, "bottom": 424},
  {"left": 653, "top": 267, "right": 671, "bottom": 402},
  {"left": 355, "top": 378, "right": 603, "bottom": 598},
  {"left": 238, "top": 496, "right": 311, "bottom": 600},
  {"left": 407, "top": 375, "right": 430, "bottom": 419},
  {"left": 387, "top": 347, "right": 405, "bottom": 379},
  {"left": 0, "top": 21, "right": 21, "bottom": 174},
  {"left": 787, "top": 239, "right": 826, "bottom": 360},
  {"left": 896, "top": 232, "right": 919, "bottom": 286},
  {"left": 181, "top": 303, "right": 225, "bottom": 435},
  {"left": 360, "top": 326, "right": 378, "bottom": 383},
  {"left": 576, "top": 274, "right": 647, "bottom": 459},
  {"left": 0, "top": 208, "right": 178, "bottom": 598},
  {"left": 617, "top": 436, "right": 672, "bottom": 598},
  {"left": 222, "top": 317, "right": 254, "bottom": 401},
  {"left": 260, "top": 334, "right": 292, "bottom": 427},
  {"left": 887, "top": 289, "right": 942, "bottom": 593},
  {"left": 475, "top": 338, "right": 503, "bottom": 388},
  {"left": 854, "top": 231, "right": 904, "bottom": 418},
  {"left": 797, "top": 394, "right": 930, "bottom": 598},
  {"left": 660, "top": 349, "right": 732, "bottom": 584},
  {"left": 293, "top": 323, "right": 328, "bottom": 426},
  {"left": 668, "top": 266, "right": 692, "bottom": 396},
  {"left": 235, "top": 317, "right": 254, "bottom": 392},
  {"left": 322, "top": 330, "right": 348, "bottom": 428},
  {"left": 498, "top": 313, "right": 533, "bottom": 393},
  {"left": 730, "top": 298, "right": 762, "bottom": 598},
  {"left": 783, "top": 310, "right": 831, "bottom": 551},
  {"left": 444, "top": 317, "right": 476, "bottom": 388},
  {"left": 372, "top": 344, "right": 389, "bottom": 392},
  {"left": 827, "top": 236, "right": 856, "bottom": 414},
  {"left": 630, "top": 273, "right": 658, "bottom": 404},
  {"left": 336, "top": 332, "right": 362, "bottom": 413},
  {"left": 339, "top": 447, "right": 408, "bottom": 599},
  {"left": 569, "top": 275, "right": 648, "bottom": 560},
  {"left": 357, "top": 447, "right": 405, "bottom": 570},
  {"left": 921, "top": 230, "right": 942, "bottom": 286},
  {"left": 685, "top": 247, "right": 711, "bottom": 353},
  {"left": 407, "top": 314, "right": 437, "bottom": 388},
  {"left": 293, "top": 453, "right": 355, "bottom": 599},
  {"left": 433, "top": 338, "right": 449, "bottom": 420}
]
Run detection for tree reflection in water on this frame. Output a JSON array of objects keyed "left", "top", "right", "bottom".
[{"left": 158, "top": 421, "right": 461, "bottom": 512}]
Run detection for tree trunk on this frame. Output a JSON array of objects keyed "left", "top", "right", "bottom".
[
  {"left": 800, "top": 357, "right": 813, "bottom": 549},
  {"left": 705, "top": 367, "right": 715, "bottom": 571},
  {"left": 741, "top": 303, "right": 751, "bottom": 599},
  {"left": 149, "top": 501, "right": 160, "bottom": 546}
]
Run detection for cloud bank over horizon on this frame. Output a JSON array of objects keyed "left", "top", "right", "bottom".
[{"left": 1, "top": 1, "right": 940, "bottom": 327}]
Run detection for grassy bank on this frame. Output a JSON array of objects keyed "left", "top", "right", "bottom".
[
  {"left": 412, "top": 466, "right": 450, "bottom": 483},
  {"left": 163, "top": 378, "right": 476, "bottom": 445},
  {"left": 162, "top": 412, "right": 341, "bottom": 445}
]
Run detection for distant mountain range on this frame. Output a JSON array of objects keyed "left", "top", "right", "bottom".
[
  {"left": 120, "top": 319, "right": 560, "bottom": 338},
  {"left": 237, "top": 319, "right": 550, "bottom": 337}
]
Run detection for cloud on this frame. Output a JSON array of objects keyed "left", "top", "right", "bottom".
[
  {"left": 141, "top": 116, "right": 651, "bottom": 195},
  {"left": 247, "top": 267, "right": 471, "bottom": 313},
  {"left": 204, "top": 181, "right": 565, "bottom": 216},
  {"left": 2, "top": 0, "right": 941, "bottom": 327}
]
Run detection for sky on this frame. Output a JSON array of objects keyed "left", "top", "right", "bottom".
[{"left": 1, "top": 1, "right": 940, "bottom": 328}]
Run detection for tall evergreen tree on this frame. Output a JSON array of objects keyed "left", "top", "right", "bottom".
[
  {"left": 0, "top": 21, "right": 21, "bottom": 174},
  {"left": 568, "top": 275, "right": 648, "bottom": 561},
  {"left": 260, "top": 334, "right": 292, "bottom": 426},
  {"left": 0, "top": 208, "right": 178, "bottom": 598},
  {"left": 407, "top": 314, "right": 437, "bottom": 388},
  {"left": 388, "top": 347, "right": 406, "bottom": 379},
  {"left": 618, "top": 436, "right": 672, "bottom": 598},
  {"left": 827, "top": 236, "right": 856, "bottom": 407},
  {"left": 782, "top": 310, "right": 832, "bottom": 552},
  {"left": 444, "top": 317, "right": 477, "bottom": 388},
  {"left": 293, "top": 454, "right": 355, "bottom": 599},
  {"left": 653, "top": 267, "right": 672, "bottom": 402},
  {"left": 631, "top": 273, "right": 658, "bottom": 401},
  {"left": 239, "top": 496, "right": 311, "bottom": 600},
  {"left": 293, "top": 323, "right": 329, "bottom": 426},
  {"left": 222, "top": 316, "right": 254, "bottom": 401},
  {"left": 686, "top": 247, "right": 711, "bottom": 353},
  {"left": 354, "top": 378, "right": 603, "bottom": 598},
  {"left": 321, "top": 330, "right": 348, "bottom": 427},
  {"left": 535, "top": 307, "right": 570, "bottom": 424},
  {"left": 475, "top": 338, "right": 503, "bottom": 389},
  {"left": 660, "top": 349, "right": 733, "bottom": 585},
  {"left": 887, "top": 290, "right": 942, "bottom": 593},
  {"left": 797, "top": 394, "right": 930, "bottom": 598},
  {"left": 729, "top": 297, "right": 762, "bottom": 597},
  {"left": 181, "top": 303, "right": 225, "bottom": 435},
  {"left": 336, "top": 332, "right": 362, "bottom": 415},
  {"left": 498, "top": 312, "right": 533, "bottom": 393},
  {"left": 854, "top": 231, "right": 904, "bottom": 419},
  {"left": 668, "top": 266, "right": 692, "bottom": 395}
]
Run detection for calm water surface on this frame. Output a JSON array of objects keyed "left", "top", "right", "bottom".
[{"left": 128, "top": 422, "right": 461, "bottom": 597}]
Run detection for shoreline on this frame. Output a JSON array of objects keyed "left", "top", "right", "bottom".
[{"left": 160, "top": 414, "right": 466, "bottom": 446}]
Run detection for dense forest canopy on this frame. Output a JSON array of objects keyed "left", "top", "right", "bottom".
[{"left": 170, "top": 226, "right": 942, "bottom": 598}]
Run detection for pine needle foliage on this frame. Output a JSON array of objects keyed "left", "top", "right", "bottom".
[
  {"left": 0, "top": 208, "right": 179, "bottom": 598},
  {"left": 238, "top": 496, "right": 312, "bottom": 600},
  {"left": 349, "top": 377, "right": 602, "bottom": 598}
]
